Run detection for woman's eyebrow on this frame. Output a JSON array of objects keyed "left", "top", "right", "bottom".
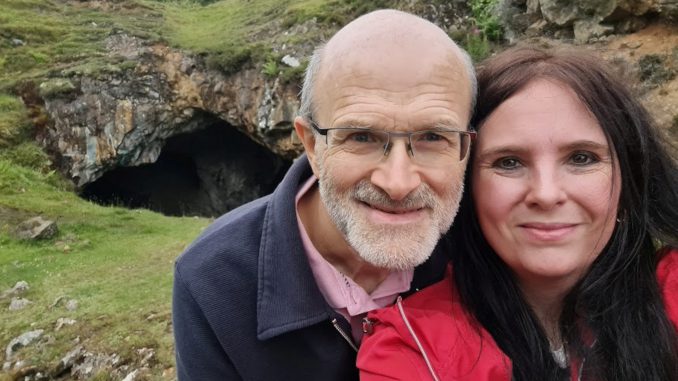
[
  {"left": 475, "top": 145, "right": 528, "bottom": 160},
  {"left": 559, "top": 140, "right": 610, "bottom": 152}
]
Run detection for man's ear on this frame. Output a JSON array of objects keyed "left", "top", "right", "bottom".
[{"left": 294, "top": 116, "right": 320, "bottom": 175}]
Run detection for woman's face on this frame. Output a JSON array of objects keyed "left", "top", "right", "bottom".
[{"left": 472, "top": 79, "right": 621, "bottom": 291}]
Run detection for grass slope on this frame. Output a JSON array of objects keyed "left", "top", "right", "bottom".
[{"left": 0, "top": 160, "right": 210, "bottom": 379}]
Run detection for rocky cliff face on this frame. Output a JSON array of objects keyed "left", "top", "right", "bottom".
[
  {"left": 35, "top": 33, "right": 300, "bottom": 216},
  {"left": 500, "top": 0, "right": 678, "bottom": 43},
  {"left": 40, "top": 33, "right": 301, "bottom": 187}
]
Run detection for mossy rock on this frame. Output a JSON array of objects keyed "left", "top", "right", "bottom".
[
  {"left": 638, "top": 54, "right": 676, "bottom": 87},
  {"left": 38, "top": 78, "right": 77, "bottom": 98}
]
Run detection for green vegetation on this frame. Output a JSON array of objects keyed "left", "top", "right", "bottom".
[
  {"left": 0, "top": 141, "right": 54, "bottom": 174},
  {"left": 469, "top": 0, "right": 503, "bottom": 41},
  {"left": 0, "top": 159, "right": 210, "bottom": 378},
  {"left": 161, "top": 0, "right": 397, "bottom": 75},
  {"left": 0, "top": 94, "right": 30, "bottom": 148},
  {"left": 282, "top": 0, "right": 395, "bottom": 28},
  {"left": 463, "top": 32, "right": 492, "bottom": 63},
  {"left": 638, "top": 54, "right": 676, "bottom": 87},
  {"left": 262, "top": 56, "right": 281, "bottom": 78},
  {"left": 0, "top": 0, "right": 163, "bottom": 93}
]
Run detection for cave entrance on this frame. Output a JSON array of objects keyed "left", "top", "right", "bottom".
[{"left": 81, "top": 120, "right": 292, "bottom": 217}]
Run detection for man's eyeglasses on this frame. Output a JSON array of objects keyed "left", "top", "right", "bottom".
[{"left": 309, "top": 119, "right": 475, "bottom": 167}]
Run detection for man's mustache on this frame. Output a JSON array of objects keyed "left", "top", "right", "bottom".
[{"left": 351, "top": 181, "right": 438, "bottom": 210}]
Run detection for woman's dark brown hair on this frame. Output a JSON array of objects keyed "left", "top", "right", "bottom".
[{"left": 448, "top": 47, "right": 678, "bottom": 380}]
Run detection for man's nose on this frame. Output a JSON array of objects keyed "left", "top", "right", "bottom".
[
  {"left": 370, "top": 139, "right": 422, "bottom": 201},
  {"left": 524, "top": 166, "right": 567, "bottom": 210}
]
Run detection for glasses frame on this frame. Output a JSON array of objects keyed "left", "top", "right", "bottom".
[{"left": 308, "top": 118, "right": 476, "bottom": 162}]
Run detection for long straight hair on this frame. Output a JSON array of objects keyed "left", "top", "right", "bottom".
[{"left": 448, "top": 47, "right": 678, "bottom": 380}]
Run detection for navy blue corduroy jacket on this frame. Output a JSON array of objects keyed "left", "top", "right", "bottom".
[{"left": 172, "top": 155, "right": 448, "bottom": 381}]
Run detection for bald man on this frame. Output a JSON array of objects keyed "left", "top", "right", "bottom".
[{"left": 173, "top": 9, "right": 476, "bottom": 380}]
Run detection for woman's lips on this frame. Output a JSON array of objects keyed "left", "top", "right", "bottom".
[{"left": 519, "top": 222, "right": 578, "bottom": 242}]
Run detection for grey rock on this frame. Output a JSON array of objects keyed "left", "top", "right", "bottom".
[
  {"left": 71, "top": 352, "right": 121, "bottom": 379},
  {"left": 5, "top": 329, "right": 44, "bottom": 360},
  {"left": 53, "top": 346, "right": 84, "bottom": 377},
  {"left": 615, "top": 16, "right": 648, "bottom": 34},
  {"left": 9, "top": 297, "right": 32, "bottom": 311},
  {"left": 657, "top": 1, "right": 678, "bottom": 20},
  {"left": 526, "top": 0, "right": 540, "bottom": 14},
  {"left": 540, "top": 0, "right": 578, "bottom": 25},
  {"left": 281, "top": 54, "right": 300, "bottom": 68},
  {"left": 15, "top": 217, "right": 58, "bottom": 240},
  {"left": 122, "top": 369, "right": 140, "bottom": 381},
  {"left": 65, "top": 299, "right": 79, "bottom": 311},
  {"left": 574, "top": 19, "right": 615, "bottom": 43},
  {"left": 137, "top": 347, "right": 155, "bottom": 366},
  {"left": 525, "top": 19, "right": 549, "bottom": 37},
  {"left": 1, "top": 280, "right": 29, "bottom": 299},
  {"left": 55, "top": 317, "right": 77, "bottom": 331}
]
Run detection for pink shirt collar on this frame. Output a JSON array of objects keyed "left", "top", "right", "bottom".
[{"left": 295, "top": 176, "right": 413, "bottom": 343}]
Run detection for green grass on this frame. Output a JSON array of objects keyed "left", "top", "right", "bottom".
[
  {"left": 162, "top": 0, "right": 286, "bottom": 54},
  {"left": 0, "top": 160, "right": 210, "bottom": 378},
  {"left": 160, "top": 0, "right": 402, "bottom": 74},
  {"left": 0, "top": 94, "right": 30, "bottom": 147},
  {"left": 469, "top": 0, "right": 503, "bottom": 41},
  {"left": 0, "top": 0, "right": 163, "bottom": 92}
]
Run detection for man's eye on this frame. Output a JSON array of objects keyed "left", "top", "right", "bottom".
[
  {"left": 419, "top": 132, "right": 444, "bottom": 142},
  {"left": 347, "top": 132, "right": 374, "bottom": 143},
  {"left": 493, "top": 157, "right": 521, "bottom": 170}
]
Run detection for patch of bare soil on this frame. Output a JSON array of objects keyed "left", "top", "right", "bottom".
[{"left": 600, "top": 23, "right": 678, "bottom": 139}]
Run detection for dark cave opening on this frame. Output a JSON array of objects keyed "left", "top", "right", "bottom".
[{"left": 81, "top": 121, "right": 292, "bottom": 217}]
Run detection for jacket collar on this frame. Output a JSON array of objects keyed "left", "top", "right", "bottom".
[{"left": 256, "top": 155, "right": 334, "bottom": 340}]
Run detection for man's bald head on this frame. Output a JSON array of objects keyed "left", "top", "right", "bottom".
[{"left": 298, "top": 9, "right": 476, "bottom": 123}]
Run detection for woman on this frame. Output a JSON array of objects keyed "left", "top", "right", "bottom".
[{"left": 357, "top": 47, "right": 678, "bottom": 380}]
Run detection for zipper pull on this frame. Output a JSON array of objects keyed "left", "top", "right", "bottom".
[
  {"left": 331, "top": 318, "right": 358, "bottom": 352},
  {"left": 362, "top": 317, "right": 374, "bottom": 335}
]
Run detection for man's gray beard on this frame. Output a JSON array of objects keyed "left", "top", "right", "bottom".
[{"left": 317, "top": 169, "right": 463, "bottom": 271}]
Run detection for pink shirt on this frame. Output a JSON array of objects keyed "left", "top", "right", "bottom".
[{"left": 295, "top": 176, "right": 414, "bottom": 344}]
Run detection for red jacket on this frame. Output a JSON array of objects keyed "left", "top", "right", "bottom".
[{"left": 358, "top": 249, "right": 678, "bottom": 381}]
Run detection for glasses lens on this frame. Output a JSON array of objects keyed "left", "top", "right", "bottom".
[
  {"left": 411, "top": 130, "right": 470, "bottom": 165},
  {"left": 327, "top": 128, "right": 389, "bottom": 158}
]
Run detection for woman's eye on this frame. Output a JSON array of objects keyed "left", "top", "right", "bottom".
[
  {"left": 570, "top": 152, "right": 598, "bottom": 165},
  {"left": 493, "top": 157, "right": 521, "bottom": 170}
]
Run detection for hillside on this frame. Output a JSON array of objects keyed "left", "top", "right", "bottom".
[{"left": 0, "top": 0, "right": 676, "bottom": 380}]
